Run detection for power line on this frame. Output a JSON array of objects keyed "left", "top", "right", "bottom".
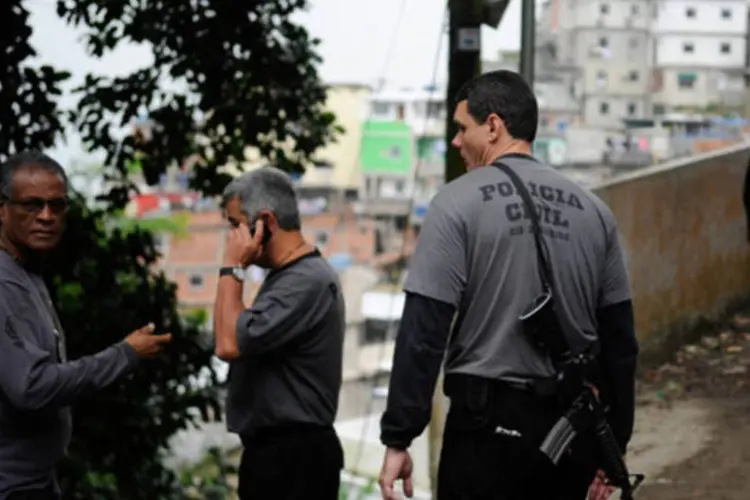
[
  {"left": 348, "top": 2, "right": 449, "bottom": 478},
  {"left": 375, "top": 0, "right": 411, "bottom": 91}
]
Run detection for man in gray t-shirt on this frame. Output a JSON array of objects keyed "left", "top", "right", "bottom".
[{"left": 378, "top": 71, "right": 639, "bottom": 500}]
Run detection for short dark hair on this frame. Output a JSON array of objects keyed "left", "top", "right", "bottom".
[
  {"left": 455, "top": 70, "right": 538, "bottom": 143},
  {"left": 0, "top": 150, "right": 68, "bottom": 200}
]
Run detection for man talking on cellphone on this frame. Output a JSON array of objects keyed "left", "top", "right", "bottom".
[{"left": 212, "top": 167, "right": 346, "bottom": 500}]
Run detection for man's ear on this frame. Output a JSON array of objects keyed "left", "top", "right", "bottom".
[
  {"left": 257, "top": 210, "right": 278, "bottom": 231},
  {"left": 486, "top": 113, "right": 506, "bottom": 140}
]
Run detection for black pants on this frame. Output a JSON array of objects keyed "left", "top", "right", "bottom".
[
  {"left": 5, "top": 484, "right": 59, "bottom": 500},
  {"left": 438, "top": 378, "right": 599, "bottom": 500},
  {"left": 238, "top": 424, "right": 343, "bottom": 500}
]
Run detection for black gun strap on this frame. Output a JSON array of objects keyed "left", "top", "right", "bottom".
[{"left": 491, "top": 161, "right": 554, "bottom": 292}]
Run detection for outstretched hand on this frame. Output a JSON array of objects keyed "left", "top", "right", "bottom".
[{"left": 124, "top": 323, "right": 172, "bottom": 359}]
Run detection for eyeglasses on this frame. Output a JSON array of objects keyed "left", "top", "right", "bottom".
[{"left": 4, "top": 197, "right": 69, "bottom": 215}]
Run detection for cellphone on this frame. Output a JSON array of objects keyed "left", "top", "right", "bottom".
[{"left": 249, "top": 215, "right": 273, "bottom": 245}]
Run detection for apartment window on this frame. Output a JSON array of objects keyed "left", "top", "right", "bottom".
[
  {"left": 395, "top": 180, "right": 405, "bottom": 194},
  {"left": 598, "top": 36, "right": 609, "bottom": 48},
  {"left": 188, "top": 274, "right": 204, "bottom": 289},
  {"left": 677, "top": 73, "right": 697, "bottom": 89},
  {"left": 628, "top": 70, "right": 639, "bottom": 82},
  {"left": 315, "top": 231, "right": 329, "bottom": 246},
  {"left": 396, "top": 104, "right": 406, "bottom": 120},
  {"left": 720, "top": 42, "right": 731, "bottom": 54},
  {"left": 682, "top": 42, "right": 694, "bottom": 54},
  {"left": 387, "top": 146, "right": 403, "bottom": 159},
  {"left": 630, "top": 4, "right": 640, "bottom": 15},
  {"left": 627, "top": 103, "right": 637, "bottom": 116},
  {"left": 153, "top": 233, "right": 166, "bottom": 253},
  {"left": 685, "top": 7, "right": 696, "bottom": 18},
  {"left": 599, "top": 102, "right": 610, "bottom": 115},
  {"left": 600, "top": 3, "right": 609, "bottom": 15},
  {"left": 721, "top": 8, "right": 732, "bottom": 20},
  {"left": 372, "top": 102, "right": 390, "bottom": 116},
  {"left": 426, "top": 101, "right": 444, "bottom": 118},
  {"left": 596, "top": 70, "right": 608, "bottom": 89}
]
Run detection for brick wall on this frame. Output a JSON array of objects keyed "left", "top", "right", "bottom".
[
  {"left": 160, "top": 209, "right": 378, "bottom": 310},
  {"left": 593, "top": 142, "right": 750, "bottom": 356}
]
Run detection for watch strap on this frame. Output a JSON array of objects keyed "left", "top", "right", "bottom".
[{"left": 219, "top": 266, "right": 241, "bottom": 277}]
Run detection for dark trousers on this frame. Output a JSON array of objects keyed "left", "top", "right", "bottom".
[
  {"left": 238, "top": 424, "right": 343, "bottom": 500},
  {"left": 5, "top": 484, "right": 59, "bottom": 500},
  {"left": 438, "top": 376, "right": 599, "bottom": 500}
]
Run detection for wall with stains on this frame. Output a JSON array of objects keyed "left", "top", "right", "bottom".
[{"left": 593, "top": 143, "right": 750, "bottom": 355}]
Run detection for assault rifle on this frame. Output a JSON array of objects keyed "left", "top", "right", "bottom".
[{"left": 492, "top": 162, "right": 644, "bottom": 500}]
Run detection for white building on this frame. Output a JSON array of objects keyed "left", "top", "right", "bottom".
[
  {"left": 367, "top": 86, "right": 446, "bottom": 138},
  {"left": 651, "top": 0, "right": 748, "bottom": 112},
  {"left": 545, "top": 0, "right": 654, "bottom": 129},
  {"left": 538, "top": 0, "right": 750, "bottom": 127}
]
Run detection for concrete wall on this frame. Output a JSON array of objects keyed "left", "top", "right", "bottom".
[{"left": 593, "top": 142, "right": 750, "bottom": 355}]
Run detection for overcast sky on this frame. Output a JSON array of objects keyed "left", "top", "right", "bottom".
[{"left": 26, "top": 0, "right": 527, "bottom": 165}]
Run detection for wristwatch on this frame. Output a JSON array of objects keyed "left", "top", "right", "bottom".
[{"left": 219, "top": 266, "right": 246, "bottom": 282}]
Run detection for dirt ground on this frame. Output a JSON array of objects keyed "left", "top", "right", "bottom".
[{"left": 632, "top": 312, "right": 750, "bottom": 499}]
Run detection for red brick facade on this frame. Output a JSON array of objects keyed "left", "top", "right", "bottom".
[{"left": 160, "top": 209, "right": 377, "bottom": 311}]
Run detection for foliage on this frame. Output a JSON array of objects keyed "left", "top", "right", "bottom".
[
  {"left": 338, "top": 476, "right": 377, "bottom": 500},
  {"left": 177, "top": 447, "right": 239, "bottom": 500},
  {"left": 2, "top": 0, "right": 338, "bottom": 496},
  {"left": 56, "top": 0, "right": 342, "bottom": 208},
  {"left": 112, "top": 210, "right": 191, "bottom": 239},
  {"left": 2, "top": 1, "right": 216, "bottom": 498},
  {"left": 50, "top": 197, "right": 221, "bottom": 499},
  {"left": 0, "top": 1, "right": 70, "bottom": 156}
]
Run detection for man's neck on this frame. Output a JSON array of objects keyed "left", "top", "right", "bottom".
[
  {"left": 0, "top": 234, "right": 24, "bottom": 263},
  {"left": 270, "top": 232, "right": 310, "bottom": 269},
  {"left": 0, "top": 234, "right": 46, "bottom": 271},
  {"left": 483, "top": 141, "right": 533, "bottom": 166}
]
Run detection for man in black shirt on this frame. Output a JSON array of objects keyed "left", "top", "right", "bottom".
[{"left": 213, "top": 167, "right": 346, "bottom": 500}]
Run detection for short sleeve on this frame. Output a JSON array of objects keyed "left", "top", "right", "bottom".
[
  {"left": 403, "top": 198, "right": 466, "bottom": 307},
  {"left": 236, "top": 269, "right": 335, "bottom": 354},
  {"left": 599, "top": 223, "right": 632, "bottom": 308}
]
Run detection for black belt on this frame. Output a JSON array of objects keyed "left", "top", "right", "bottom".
[
  {"left": 240, "top": 422, "right": 333, "bottom": 447},
  {"left": 445, "top": 373, "right": 559, "bottom": 402}
]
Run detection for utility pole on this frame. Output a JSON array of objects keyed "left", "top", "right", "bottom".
[
  {"left": 444, "top": 0, "right": 484, "bottom": 184},
  {"left": 428, "top": 1, "right": 483, "bottom": 497},
  {"left": 519, "top": 0, "right": 536, "bottom": 86}
]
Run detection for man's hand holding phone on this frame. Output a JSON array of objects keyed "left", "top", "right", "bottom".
[
  {"left": 125, "top": 323, "right": 173, "bottom": 359},
  {"left": 223, "top": 219, "right": 265, "bottom": 267}
]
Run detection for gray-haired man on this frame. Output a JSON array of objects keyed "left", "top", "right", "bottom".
[{"left": 212, "top": 167, "right": 346, "bottom": 499}]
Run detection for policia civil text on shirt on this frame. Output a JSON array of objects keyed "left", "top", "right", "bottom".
[
  {"left": 377, "top": 71, "right": 640, "bottom": 500},
  {"left": 212, "top": 168, "right": 346, "bottom": 500},
  {"left": 0, "top": 151, "right": 172, "bottom": 500}
]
